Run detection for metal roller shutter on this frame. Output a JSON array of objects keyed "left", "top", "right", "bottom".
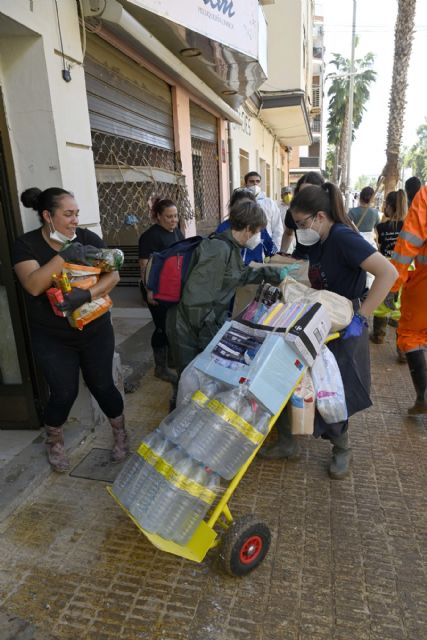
[
  {"left": 85, "top": 53, "right": 188, "bottom": 284},
  {"left": 190, "top": 102, "right": 220, "bottom": 235}
]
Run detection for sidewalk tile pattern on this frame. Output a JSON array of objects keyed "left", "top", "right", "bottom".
[{"left": 0, "top": 340, "right": 426, "bottom": 640}]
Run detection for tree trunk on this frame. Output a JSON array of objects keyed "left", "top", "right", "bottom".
[
  {"left": 338, "top": 100, "right": 350, "bottom": 193},
  {"left": 381, "top": 0, "right": 416, "bottom": 196},
  {"left": 332, "top": 146, "right": 339, "bottom": 184}
]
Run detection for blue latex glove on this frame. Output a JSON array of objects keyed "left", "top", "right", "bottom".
[
  {"left": 342, "top": 312, "right": 368, "bottom": 340},
  {"left": 279, "top": 263, "right": 301, "bottom": 280}
]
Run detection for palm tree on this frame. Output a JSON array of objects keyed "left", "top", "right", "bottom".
[
  {"left": 327, "top": 51, "right": 376, "bottom": 191},
  {"left": 381, "top": 0, "right": 417, "bottom": 196}
]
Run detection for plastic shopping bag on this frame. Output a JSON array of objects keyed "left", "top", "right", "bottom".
[{"left": 311, "top": 345, "right": 347, "bottom": 424}]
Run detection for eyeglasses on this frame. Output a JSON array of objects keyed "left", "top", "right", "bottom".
[{"left": 294, "top": 215, "right": 315, "bottom": 229}]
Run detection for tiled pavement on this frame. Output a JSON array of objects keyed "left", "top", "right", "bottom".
[{"left": 0, "top": 336, "right": 426, "bottom": 640}]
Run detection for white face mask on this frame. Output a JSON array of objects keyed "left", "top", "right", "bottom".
[
  {"left": 245, "top": 231, "right": 262, "bottom": 250},
  {"left": 48, "top": 216, "right": 76, "bottom": 244},
  {"left": 295, "top": 216, "right": 321, "bottom": 246},
  {"left": 247, "top": 185, "right": 261, "bottom": 198}
]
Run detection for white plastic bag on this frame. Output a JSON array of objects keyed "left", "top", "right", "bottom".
[
  {"left": 176, "top": 363, "right": 204, "bottom": 408},
  {"left": 310, "top": 345, "right": 347, "bottom": 424}
]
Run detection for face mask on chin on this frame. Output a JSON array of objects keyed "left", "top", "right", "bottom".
[
  {"left": 48, "top": 216, "right": 76, "bottom": 244},
  {"left": 245, "top": 231, "right": 262, "bottom": 250}
]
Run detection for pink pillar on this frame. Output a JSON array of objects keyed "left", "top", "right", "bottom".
[
  {"left": 218, "top": 119, "right": 230, "bottom": 221},
  {"left": 172, "top": 86, "right": 196, "bottom": 237}
]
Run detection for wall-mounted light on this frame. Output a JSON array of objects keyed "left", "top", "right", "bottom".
[
  {"left": 179, "top": 48, "right": 202, "bottom": 58},
  {"left": 221, "top": 89, "right": 238, "bottom": 96}
]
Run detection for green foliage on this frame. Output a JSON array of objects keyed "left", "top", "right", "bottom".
[
  {"left": 324, "top": 146, "right": 336, "bottom": 180},
  {"left": 403, "top": 119, "right": 427, "bottom": 183},
  {"left": 354, "top": 175, "right": 376, "bottom": 191},
  {"left": 326, "top": 51, "right": 377, "bottom": 148}
]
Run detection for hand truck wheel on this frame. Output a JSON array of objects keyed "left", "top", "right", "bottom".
[{"left": 220, "top": 515, "right": 271, "bottom": 576}]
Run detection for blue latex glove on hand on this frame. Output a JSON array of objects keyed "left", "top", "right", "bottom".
[
  {"left": 279, "top": 263, "right": 301, "bottom": 280},
  {"left": 342, "top": 312, "right": 368, "bottom": 340},
  {"left": 56, "top": 287, "right": 91, "bottom": 313}
]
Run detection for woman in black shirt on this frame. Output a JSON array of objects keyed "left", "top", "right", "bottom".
[
  {"left": 13, "top": 187, "right": 128, "bottom": 472},
  {"left": 372, "top": 189, "right": 407, "bottom": 346},
  {"left": 138, "top": 197, "right": 184, "bottom": 385}
]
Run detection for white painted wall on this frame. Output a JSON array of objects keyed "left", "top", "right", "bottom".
[
  {"left": 229, "top": 106, "right": 286, "bottom": 201},
  {"left": 0, "top": 0, "right": 101, "bottom": 233}
]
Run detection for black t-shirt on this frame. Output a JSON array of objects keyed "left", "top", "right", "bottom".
[
  {"left": 376, "top": 220, "right": 403, "bottom": 258},
  {"left": 138, "top": 224, "right": 184, "bottom": 259},
  {"left": 305, "top": 223, "right": 377, "bottom": 299},
  {"left": 13, "top": 227, "right": 107, "bottom": 337}
]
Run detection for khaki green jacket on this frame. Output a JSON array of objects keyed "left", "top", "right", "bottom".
[{"left": 166, "top": 229, "right": 282, "bottom": 372}]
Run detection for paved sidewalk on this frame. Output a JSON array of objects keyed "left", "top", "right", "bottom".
[{"left": 0, "top": 336, "right": 426, "bottom": 640}]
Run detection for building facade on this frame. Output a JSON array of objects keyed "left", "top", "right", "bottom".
[
  {"left": 289, "top": 7, "right": 325, "bottom": 185},
  {"left": 0, "top": 0, "right": 268, "bottom": 428}
]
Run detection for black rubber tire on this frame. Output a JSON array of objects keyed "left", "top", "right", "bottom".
[{"left": 220, "top": 515, "right": 271, "bottom": 577}]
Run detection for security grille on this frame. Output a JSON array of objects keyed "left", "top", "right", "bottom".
[
  {"left": 92, "top": 131, "right": 193, "bottom": 241},
  {"left": 191, "top": 137, "right": 221, "bottom": 236}
]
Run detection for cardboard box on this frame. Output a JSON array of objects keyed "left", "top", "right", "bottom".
[
  {"left": 285, "top": 302, "right": 331, "bottom": 367},
  {"left": 192, "top": 321, "right": 306, "bottom": 415}
]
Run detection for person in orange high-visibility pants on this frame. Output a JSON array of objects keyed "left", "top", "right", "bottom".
[{"left": 390, "top": 185, "right": 427, "bottom": 415}]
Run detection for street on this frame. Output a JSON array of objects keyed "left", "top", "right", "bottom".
[{"left": 0, "top": 336, "right": 426, "bottom": 640}]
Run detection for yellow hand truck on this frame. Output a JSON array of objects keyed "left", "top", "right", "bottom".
[{"left": 108, "top": 332, "right": 340, "bottom": 576}]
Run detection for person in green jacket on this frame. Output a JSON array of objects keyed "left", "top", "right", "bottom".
[{"left": 166, "top": 198, "right": 298, "bottom": 375}]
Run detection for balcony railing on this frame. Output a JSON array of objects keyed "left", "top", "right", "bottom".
[
  {"left": 311, "top": 118, "right": 321, "bottom": 133},
  {"left": 300, "top": 156, "right": 320, "bottom": 168},
  {"left": 312, "top": 86, "right": 320, "bottom": 108}
]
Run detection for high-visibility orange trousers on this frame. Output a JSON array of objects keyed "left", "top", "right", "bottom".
[{"left": 397, "top": 268, "right": 427, "bottom": 352}]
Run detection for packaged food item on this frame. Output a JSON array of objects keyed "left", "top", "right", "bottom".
[
  {"left": 311, "top": 345, "right": 347, "bottom": 424},
  {"left": 288, "top": 371, "right": 315, "bottom": 435},
  {"left": 68, "top": 296, "right": 112, "bottom": 330},
  {"left": 46, "top": 287, "right": 66, "bottom": 317}
]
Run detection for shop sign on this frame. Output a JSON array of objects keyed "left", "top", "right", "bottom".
[{"left": 127, "top": 0, "right": 260, "bottom": 59}]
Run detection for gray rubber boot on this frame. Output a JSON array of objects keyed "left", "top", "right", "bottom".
[
  {"left": 258, "top": 409, "right": 300, "bottom": 460},
  {"left": 406, "top": 350, "right": 427, "bottom": 415},
  {"left": 153, "top": 346, "right": 178, "bottom": 385},
  {"left": 328, "top": 431, "right": 352, "bottom": 480}
]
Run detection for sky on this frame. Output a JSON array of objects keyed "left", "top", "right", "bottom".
[{"left": 320, "top": 0, "right": 427, "bottom": 186}]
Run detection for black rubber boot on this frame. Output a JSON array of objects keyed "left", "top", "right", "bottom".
[
  {"left": 153, "top": 346, "right": 178, "bottom": 385},
  {"left": 328, "top": 431, "right": 352, "bottom": 480},
  {"left": 406, "top": 350, "right": 427, "bottom": 415},
  {"left": 258, "top": 410, "right": 299, "bottom": 460},
  {"left": 370, "top": 316, "right": 387, "bottom": 344}
]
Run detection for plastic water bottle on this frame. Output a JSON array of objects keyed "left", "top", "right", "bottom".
[
  {"left": 159, "top": 375, "right": 226, "bottom": 446},
  {"left": 187, "top": 386, "right": 272, "bottom": 479},
  {"left": 171, "top": 469, "right": 220, "bottom": 545},
  {"left": 126, "top": 432, "right": 171, "bottom": 523},
  {"left": 112, "top": 431, "right": 170, "bottom": 509},
  {"left": 139, "top": 446, "right": 187, "bottom": 533},
  {"left": 158, "top": 462, "right": 216, "bottom": 542}
]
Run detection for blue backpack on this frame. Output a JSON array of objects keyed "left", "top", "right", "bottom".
[{"left": 144, "top": 234, "right": 231, "bottom": 303}]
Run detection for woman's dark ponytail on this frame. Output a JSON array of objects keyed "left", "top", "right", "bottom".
[{"left": 321, "top": 182, "right": 352, "bottom": 226}]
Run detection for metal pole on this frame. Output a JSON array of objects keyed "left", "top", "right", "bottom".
[{"left": 345, "top": 0, "right": 357, "bottom": 210}]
